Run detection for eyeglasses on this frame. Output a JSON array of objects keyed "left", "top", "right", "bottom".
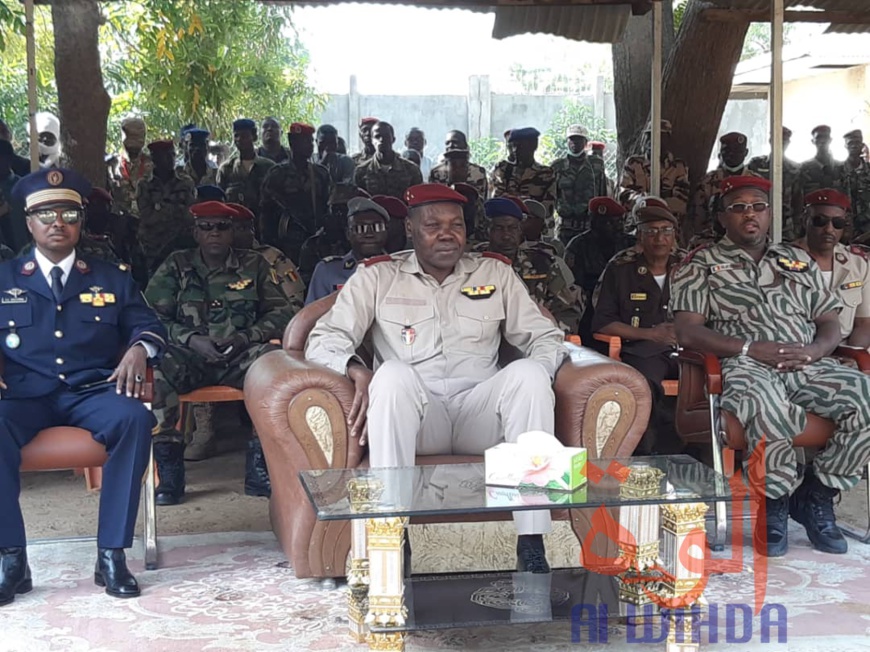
[
  {"left": 29, "top": 208, "right": 82, "bottom": 225},
  {"left": 725, "top": 202, "right": 770, "bottom": 214},
  {"left": 195, "top": 221, "right": 233, "bottom": 232},
  {"left": 350, "top": 222, "right": 387, "bottom": 235},
  {"left": 810, "top": 215, "right": 848, "bottom": 230},
  {"left": 640, "top": 226, "right": 676, "bottom": 237}
]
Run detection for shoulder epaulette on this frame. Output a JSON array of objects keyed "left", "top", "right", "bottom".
[
  {"left": 118, "top": 263, "right": 130, "bottom": 272},
  {"left": 481, "top": 251, "right": 512, "bottom": 265},
  {"left": 362, "top": 254, "right": 393, "bottom": 266},
  {"left": 850, "top": 244, "right": 870, "bottom": 260},
  {"left": 322, "top": 255, "right": 342, "bottom": 263}
]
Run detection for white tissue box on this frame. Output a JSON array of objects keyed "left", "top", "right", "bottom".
[{"left": 484, "top": 431, "right": 588, "bottom": 491}]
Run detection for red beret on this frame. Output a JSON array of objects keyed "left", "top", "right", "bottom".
[
  {"left": 359, "top": 117, "right": 379, "bottom": 127},
  {"left": 147, "top": 139, "right": 174, "bottom": 153},
  {"left": 804, "top": 188, "right": 851, "bottom": 211},
  {"left": 88, "top": 187, "right": 113, "bottom": 204},
  {"left": 404, "top": 183, "right": 467, "bottom": 208},
  {"left": 451, "top": 182, "right": 479, "bottom": 202},
  {"left": 505, "top": 195, "right": 528, "bottom": 216},
  {"left": 190, "top": 201, "right": 239, "bottom": 219},
  {"left": 288, "top": 123, "right": 315, "bottom": 136},
  {"left": 372, "top": 195, "right": 409, "bottom": 220},
  {"left": 589, "top": 197, "right": 625, "bottom": 218},
  {"left": 719, "top": 132, "right": 747, "bottom": 147},
  {"left": 720, "top": 176, "right": 772, "bottom": 197},
  {"left": 225, "top": 202, "right": 255, "bottom": 222},
  {"left": 589, "top": 141, "right": 606, "bottom": 149}
]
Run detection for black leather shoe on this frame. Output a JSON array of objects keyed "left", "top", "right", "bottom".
[
  {"left": 244, "top": 438, "right": 271, "bottom": 498},
  {"left": 789, "top": 469, "right": 847, "bottom": 554},
  {"left": 0, "top": 547, "right": 32, "bottom": 606},
  {"left": 516, "top": 534, "right": 550, "bottom": 573},
  {"left": 94, "top": 548, "right": 140, "bottom": 598},
  {"left": 154, "top": 441, "right": 186, "bottom": 506},
  {"left": 754, "top": 495, "right": 789, "bottom": 557}
]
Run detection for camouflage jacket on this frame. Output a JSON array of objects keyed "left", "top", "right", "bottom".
[
  {"left": 490, "top": 160, "right": 557, "bottom": 225},
  {"left": 473, "top": 243, "right": 585, "bottom": 334},
  {"left": 351, "top": 151, "right": 373, "bottom": 166},
  {"left": 135, "top": 172, "right": 196, "bottom": 270},
  {"left": 257, "top": 145, "right": 289, "bottom": 165},
  {"left": 144, "top": 247, "right": 297, "bottom": 346},
  {"left": 252, "top": 242, "right": 306, "bottom": 305},
  {"left": 429, "top": 161, "right": 489, "bottom": 244},
  {"left": 216, "top": 153, "right": 275, "bottom": 218},
  {"left": 747, "top": 154, "right": 804, "bottom": 241},
  {"left": 551, "top": 155, "right": 609, "bottom": 239},
  {"left": 177, "top": 161, "right": 218, "bottom": 187},
  {"left": 113, "top": 153, "right": 153, "bottom": 217},
  {"left": 618, "top": 153, "right": 690, "bottom": 227},
  {"left": 841, "top": 158, "right": 870, "bottom": 238},
  {"left": 689, "top": 165, "right": 761, "bottom": 243},
  {"left": 353, "top": 154, "right": 423, "bottom": 199},
  {"left": 799, "top": 155, "right": 844, "bottom": 196},
  {"left": 298, "top": 227, "right": 351, "bottom": 286}
]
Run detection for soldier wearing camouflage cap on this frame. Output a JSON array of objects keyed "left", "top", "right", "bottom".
[{"left": 112, "top": 117, "right": 152, "bottom": 218}]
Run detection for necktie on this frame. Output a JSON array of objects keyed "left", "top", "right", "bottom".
[{"left": 50, "top": 266, "right": 64, "bottom": 303}]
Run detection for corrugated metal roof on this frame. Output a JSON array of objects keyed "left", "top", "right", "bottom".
[{"left": 706, "top": 0, "right": 870, "bottom": 35}]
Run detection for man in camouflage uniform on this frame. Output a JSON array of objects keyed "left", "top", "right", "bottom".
[
  {"left": 619, "top": 119, "right": 690, "bottom": 239},
  {"left": 800, "top": 125, "right": 843, "bottom": 198},
  {"left": 178, "top": 128, "right": 217, "bottom": 186},
  {"left": 146, "top": 201, "right": 299, "bottom": 506},
  {"left": 112, "top": 117, "right": 152, "bottom": 218},
  {"left": 551, "top": 124, "right": 609, "bottom": 245},
  {"left": 257, "top": 117, "right": 290, "bottom": 164},
  {"left": 592, "top": 201, "right": 683, "bottom": 454},
  {"left": 306, "top": 197, "right": 390, "bottom": 304},
  {"left": 354, "top": 121, "right": 423, "bottom": 198},
  {"left": 747, "top": 126, "right": 803, "bottom": 241},
  {"left": 521, "top": 198, "right": 565, "bottom": 258},
  {"left": 352, "top": 117, "right": 378, "bottom": 165},
  {"left": 841, "top": 129, "right": 870, "bottom": 239},
  {"left": 259, "top": 122, "right": 331, "bottom": 264},
  {"left": 317, "top": 124, "right": 356, "bottom": 185},
  {"left": 490, "top": 127, "right": 556, "bottom": 236},
  {"left": 689, "top": 131, "right": 759, "bottom": 244},
  {"left": 217, "top": 118, "right": 275, "bottom": 223},
  {"left": 671, "top": 175, "right": 870, "bottom": 558},
  {"left": 474, "top": 197, "right": 584, "bottom": 333},
  {"left": 135, "top": 140, "right": 196, "bottom": 276},
  {"left": 297, "top": 183, "right": 357, "bottom": 286}
]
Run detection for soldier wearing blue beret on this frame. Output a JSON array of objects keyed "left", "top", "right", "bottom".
[
  {"left": 196, "top": 184, "right": 226, "bottom": 202},
  {"left": 0, "top": 168, "right": 167, "bottom": 604}
]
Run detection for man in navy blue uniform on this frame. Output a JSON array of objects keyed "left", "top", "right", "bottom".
[{"left": 0, "top": 168, "right": 166, "bottom": 604}]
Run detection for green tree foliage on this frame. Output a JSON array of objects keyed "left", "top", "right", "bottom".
[
  {"left": 468, "top": 136, "right": 505, "bottom": 171},
  {"left": 0, "top": 0, "right": 323, "bottom": 150}
]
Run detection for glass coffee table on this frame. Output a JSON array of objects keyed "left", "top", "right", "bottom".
[{"left": 300, "top": 455, "right": 731, "bottom": 652}]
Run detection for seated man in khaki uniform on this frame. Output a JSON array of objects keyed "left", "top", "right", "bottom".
[
  {"left": 793, "top": 188, "right": 870, "bottom": 348},
  {"left": 306, "top": 183, "right": 568, "bottom": 574}
]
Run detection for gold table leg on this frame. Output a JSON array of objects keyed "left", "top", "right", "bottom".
[
  {"left": 364, "top": 516, "right": 408, "bottom": 651},
  {"left": 347, "top": 518, "right": 370, "bottom": 643}
]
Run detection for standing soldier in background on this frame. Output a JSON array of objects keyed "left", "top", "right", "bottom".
[
  {"left": 298, "top": 184, "right": 359, "bottom": 285},
  {"left": 317, "top": 124, "right": 356, "bottom": 184},
  {"left": 257, "top": 117, "right": 290, "bottom": 164},
  {"left": 135, "top": 140, "right": 196, "bottom": 276},
  {"left": 113, "top": 117, "right": 152, "bottom": 218},
  {"left": 800, "top": 125, "right": 843, "bottom": 197},
  {"left": 689, "top": 131, "right": 757, "bottom": 244},
  {"left": 430, "top": 130, "right": 488, "bottom": 243},
  {"left": 217, "top": 119, "right": 274, "bottom": 222},
  {"left": 589, "top": 141, "right": 616, "bottom": 197},
  {"left": 491, "top": 127, "right": 556, "bottom": 236},
  {"left": 259, "top": 123, "right": 331, "bottom": 263},
  {"left": 352, "top": 117, "right": 379, "bottom": 165},
  {"left": 178, "top": 129, "right": 217, "bottom": 186},
  {"left": 748, "top": 126, "right": 803, "bottom": 241},
  {"left": 551, "top": 124, "right": 608, "bottom": 245},
  {"left": 353, "top": 121, "right": 422, "bottom": 198},
  {"left": 841, "top": 130, "right": 870, "bottom": 239},
  {"left": 619, "top": 119, "right": 689, "bottom": 240}
]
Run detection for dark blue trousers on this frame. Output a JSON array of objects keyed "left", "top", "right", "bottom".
[{"left": 0, "top": 385, "right": 154, "bottom": 548}]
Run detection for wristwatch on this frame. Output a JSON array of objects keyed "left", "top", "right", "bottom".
[{"left": 740, "top": 340, "right": 752, "bottom": 357}]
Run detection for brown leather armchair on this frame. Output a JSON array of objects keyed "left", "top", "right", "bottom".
[
  {"left": 676, "top": 347, "right": 870, "bottom": 550},
  {"left": 245, "top": 293, "right": 653, "bottom": 579}
]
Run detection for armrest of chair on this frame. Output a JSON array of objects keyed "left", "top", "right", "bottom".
[
  {"left": 593, "top": 333, "right": 622, "bottom": 361},
  {"left": 834, "top": 346, "right": 870, "bottom": 373},
  {"left": 678, "top": 349, "right": 722, "bottom": 395}
]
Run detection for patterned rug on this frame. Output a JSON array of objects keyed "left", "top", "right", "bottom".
[{"left": 4, "top": 524, "right": 870, "bottom": 652}]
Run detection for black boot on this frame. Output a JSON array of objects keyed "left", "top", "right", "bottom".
[
  {"left": 94, "top": 548, "right": 140, "bottom": 598},
  {"left": 0, "top": 547, "right": 32, "bottom": 606},
  {"left": 754, "top": 494, "right": 789, "bottom": 557},
  {"left": 154, "top": 441, "right": 186, "bottom": 506},
  {"left": 789, "top": 468, "right": 847, "bottom": 554},
  {"left": 245, "top": 438, "right": 271, "bottom": 497},
  {"left": 516, "top": 534, "right": 550, "bottom": 573}
]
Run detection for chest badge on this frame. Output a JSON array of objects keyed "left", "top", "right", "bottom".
[
  {"left": 80, "top": 287, "right": 115, "bottom": 307},
  {"left": 1, "top": 288, "right": 27, "bottom": 304},
  {"left": 227, "top": 278, "right": 253, "bottom": 291},
  {"left": 401, "top": 325, "right": 416, "bottom": 345},
  {"left": 836, "top": 252, "right": 848, "bottom": 264},
  {"left": 841, "top": 280, "right": 864, "bottom": 290},
  {"left": 710, "top": 262, "right": 744, "bottom": 274},
  {"left": 776, "top": 257, "right": 809, "bottom": 273},
  {"left": 5, "top": 332, "right": 20, "bottom": 349},
  {"left": 460, "top": 285, "right": 496, "bottom": 300},
  {"left": 637, "top": 266, "right": 648, "bottom": 276},
  {"left": 630, "top": 293, "right": 647, "bottom": 301}
]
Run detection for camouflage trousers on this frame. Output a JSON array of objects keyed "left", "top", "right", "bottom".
[
  {"left": 722, "top": 356, "right": 870, "bottom": 499},
  {"left": 152, "top": 342, "right": 279, "bottom": 444}
]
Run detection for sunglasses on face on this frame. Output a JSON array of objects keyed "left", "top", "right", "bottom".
[
  {"left": 725, "top": 202, "right": 770, "bottom": 214},
  {"left": 350, "top": 222, "right": 387, "bottom": 235},
  {"left": 29, "top": 208, "right": 82, "bottom": 225},
  {"left": 195, "top": 221, "right": 233, "bottom": 232},
  {"left": 810, "top": 215, "right": 848, "bottom": 230},
  {"left": 640, "top": 226, "right": 676, "bottom": 237}
]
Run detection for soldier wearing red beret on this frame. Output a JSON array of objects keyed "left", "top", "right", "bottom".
[{"left": 307, "top": 183, "right": 569, "bottom": 576}]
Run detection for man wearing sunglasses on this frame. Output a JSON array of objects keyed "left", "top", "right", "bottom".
[
  {"left": 305, "top": 197, "right": 389, "bottom": 304},
  {"left": 794, "top": 189, "right": 870, "bottom": 349},
  {"left": 0, "top": 168, "right": 167, "bottom": 603},
  {"left": 672, "top": 175, "right": 870, "bottom": 558},
  {"left": 145, "top": 201, "right": 299, "bottom": 506}
]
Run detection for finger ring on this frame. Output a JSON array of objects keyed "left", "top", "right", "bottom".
[{"left": 135, "top": 374, "right": 144, "bottom": 383}]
